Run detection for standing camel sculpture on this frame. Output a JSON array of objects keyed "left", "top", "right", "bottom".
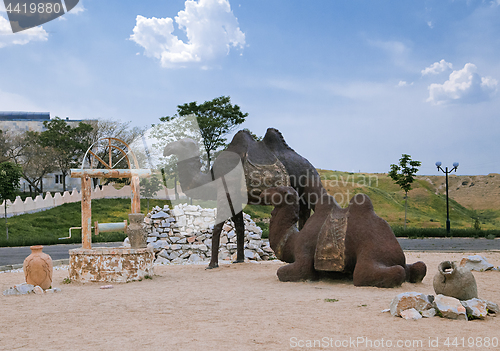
[
  {"left": 163, "top": 128, "right": 324, "bottom": 269},
  {"left": 260, "top": 186, "right": 427, "bottom": 287}
]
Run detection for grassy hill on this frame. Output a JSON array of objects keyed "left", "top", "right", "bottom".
[
  {"left": 1, "top": 170, "right": 499, "bottom": 247},
  {"left": 317, "top": 170, "right": 500, "bottom": 230}
]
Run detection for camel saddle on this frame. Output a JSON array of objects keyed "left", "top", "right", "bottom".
[
  {"left": 243, "top": 157, "right": 290, "bottom": 195},
  {"left": 314, "top": 209, "right": 349, "bottom": 272}
]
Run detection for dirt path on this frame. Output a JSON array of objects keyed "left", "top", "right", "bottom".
[{"left": 1, "top": 251, "right": 499, "bottom": 351}]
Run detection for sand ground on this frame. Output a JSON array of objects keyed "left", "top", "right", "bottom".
[{"left": 1, "top": 251, "right": 499, "bottom": 351}]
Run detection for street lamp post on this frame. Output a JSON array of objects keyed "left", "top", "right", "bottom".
[{"left": 435, "top": 161, "right": 459, "bottom": 234}]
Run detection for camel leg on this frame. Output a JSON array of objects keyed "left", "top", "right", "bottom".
[
  {"left": 405, "top": 261, "right": 427, "bottom": 283},
  {"left": 232, "top": 211, "right": 245, "bottom": 263},
  {"left": 277, "top": 259, "right": 318, "bottom": 282},
  {"left": 298, "top": 202, "right": 310, "bottom": 230},
  {"left": 352, "top": 260, "right": 406, "bottom": 288},
  {"left": 276, "top": 246, "right": 317, "bottom": 281},
  {"left": 207, "top": 221, "right": 224, "bottom": 269}
]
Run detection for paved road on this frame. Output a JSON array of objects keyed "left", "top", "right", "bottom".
[
  {"left": 0, "top": 238, "right": 499, "bottom": 268},
  {"left": 0, "top": 242, "right": 122, "bottom": 267}
]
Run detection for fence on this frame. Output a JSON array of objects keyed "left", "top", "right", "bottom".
[{"left": 0, "top": 184, "right": 183, "bottom": 218}]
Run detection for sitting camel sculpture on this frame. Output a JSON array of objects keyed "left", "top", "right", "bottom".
[
  {"left": 164, "top": 128, "right": 324, "bottom": 269},
  {"left": 260, "top": 186, "right": 427, "bottom": 287}
]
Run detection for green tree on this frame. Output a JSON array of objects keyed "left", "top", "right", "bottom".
[
  {"left": 160, "top": 96, "right": 248, "bottom": 170},
  {"left": 140, "top": 174, "right": 163, "bottom": 212},
  {"left": 388, "top": 154, "right": 421, "bottom": 229},
  {"left": 0, "top": 161, "right": 23, "bottom": 239},
  {"left": 38, "top": 118, "right": 94, "bottom": 192}
]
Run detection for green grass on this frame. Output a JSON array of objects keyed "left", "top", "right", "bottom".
[
  {"left": 0, "top": 198, "right": 171, "bottom": 247},
  {"left": 318, "top": 170, "right": 500, "bottom": 230}
]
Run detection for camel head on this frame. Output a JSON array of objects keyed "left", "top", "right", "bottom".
[
  {"left": 163, "top": 138, "right": 200, "bottom": 160},
  {"left": 260, "top": 186, "right": 299, "bottom": 207}
]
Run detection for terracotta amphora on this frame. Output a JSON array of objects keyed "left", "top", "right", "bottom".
[
  {"left": 23, "top": 245, "right": 53, "bottom": 290},
  {"left": 433, "top": 260, "right": 477, "bottom": 301}
]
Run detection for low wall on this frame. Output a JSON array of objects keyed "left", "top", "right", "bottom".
[
  {"left": 130, "top": 203, "right": 275, "bottom": 265},
  {"left": 0, "top": 184, "right": 183, "bottom": 218}
]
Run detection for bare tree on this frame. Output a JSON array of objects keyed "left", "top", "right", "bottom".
[{"left": 6, "top": 132, "right": 56, "bottom": 195}]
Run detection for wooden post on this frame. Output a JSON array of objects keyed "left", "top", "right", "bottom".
[
  {"left": 81, "top": 176, "right": 92, "bottom": 249},
  {"left": 130, "top": 175, "right": 140, "bottom": 214}
]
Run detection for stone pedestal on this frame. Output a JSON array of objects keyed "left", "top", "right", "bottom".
[{"left": 69, "top": 247, "right": 154, "bottom": 283}]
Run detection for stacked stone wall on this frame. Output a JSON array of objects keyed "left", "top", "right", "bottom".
[{"left": 141, "top": 204, "right": 275, "bottom": 265}]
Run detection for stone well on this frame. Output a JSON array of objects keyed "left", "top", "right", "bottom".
[{"left": 69, "top": 247, "right": 154, "bottom": 283}]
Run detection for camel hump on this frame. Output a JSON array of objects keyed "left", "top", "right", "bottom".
[
  {"left": 348, "top": 193, "right": 374, "bottom": 213},
  {"left": 262, "top": 128, "right": 294, "bottom": 153}
]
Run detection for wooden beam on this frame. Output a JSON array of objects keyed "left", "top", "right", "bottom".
[
  {"left": 70, "top": 169, "right": 151, "bottom": 178},
  {"left": 81, "top": 176, "right": 92, "bottom": 249}
]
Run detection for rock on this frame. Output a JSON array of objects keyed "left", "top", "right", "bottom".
[
  {"left": 223, "top": 223, "right": 233, "bottom": 232},
  {"left": 155, "top": 256, "right": 170, "bottom": 265},
  {"left": 184, "top": 205, "right": 198, "bottom": 212},
  {"left": 158, "top": 249, "right": 170, "bottom": 259},
  {"left": 244, "top": 249, "right": 257, "bottom": 260},
  {"left": 461, "top": 298, "right": 488, "bottom": 319},
  {"left": 197, "top": 244, "right": 208, "bottom": 252},
  {"left": 33, "top": 286, "right": 44, "bottom": 295},
  {"left": 390, "top": 292, "right": 433, "bottom": 317},
  {"left": 227, "top": 243, "right": 238, "bottom": 250},
  {"left": 171, "top": 257, "right": 184, "bottom": 264},
  {"left": 170, "top": 237, "right": 181, "bottom": 243},
  {"left": 15, "top": 283, "right": 35, "bottom": 295},
  {"left": 433, "top": 294, "right": 467, "bottom": 320},
  {"left": 486, "top": 300, "right": 499, "bottom": 314},
  {"left": 459, "top": 255, "right": 494, "bottom": 271},
  {"left": 400, "top": 308, "right": 422, "bottom": 320},
  {"left": 151, "top": 211, "right": 169, "bottom": 219},
  {"left": 227, "top": 230, "right": 236, "bottom": 239},
  {"left": 45, "top": 287, "right": 61, "bottom": 293},
  {"left": 168, "top": 251, "right": 180, "bottom": 260},
  {"left": 188, "top": 254, "right": 202, "bottom": 263},
  {"left": 421, "top": 308, "right": 436, "bottom": 318},
  {"left": 248, "top": 233, "right": 262, "bottom": 240},
  {"left": 3, "top": 283, "right": 35, "bottom": 296},
  {"left": 172, "top": 207, "right": 184, "bottom": 216}
]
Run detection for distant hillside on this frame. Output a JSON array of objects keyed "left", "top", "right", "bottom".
[{"left": 317, "top": 170, "right": 500, "bottom": 230}]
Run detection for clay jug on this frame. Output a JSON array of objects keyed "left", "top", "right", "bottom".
[
  {"left": 127, "top": 213, "right": 147, "bottom": 248},
  {"left": 23, "top": 245, "right": 53, "bottom": 290},
  {"left": 433, "top": 261, "right": 477, "bottom": 301}
]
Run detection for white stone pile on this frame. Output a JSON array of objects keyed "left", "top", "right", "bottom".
[
  {"left": 388, "top": 292, "right": 499, "bottom": 321},
  {"left": 138, "top": 203, "right": 275, "bottom": 265}
]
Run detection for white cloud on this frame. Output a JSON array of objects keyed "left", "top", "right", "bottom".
[
  {"left": 67, "top": 1, "right": 85, "bottom": 15},
  {"left": 0, "top": 16, "right": 48, "bottom": 48},
  {"left": 396, "top": 80, "right": 413, "bottom": 88},
  {"left": 426, "top": 63, "right": 498, "bottom": 105},
  {"left": 130, "top": 0, "right": 245, "bottom": 68},
  {"left": 421, "top": 59, "right": 453, "bottom": 75},
  {"left": 427, "top": 21, "right": 433, "bottom": 29}
]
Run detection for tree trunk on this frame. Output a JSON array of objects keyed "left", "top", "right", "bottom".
[
  {"left": 4, "top": 203, "right": 8, "bottom": 240},
  {"left": 62, "top": 171, "right": 67, "bottom": 192},
  {"left": 404, "top": 191, "right": 408, "bottom": 230}
]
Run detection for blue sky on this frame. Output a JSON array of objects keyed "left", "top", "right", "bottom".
[{"left": 1, "top": 0, "right": 499, "bottom": 175}]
